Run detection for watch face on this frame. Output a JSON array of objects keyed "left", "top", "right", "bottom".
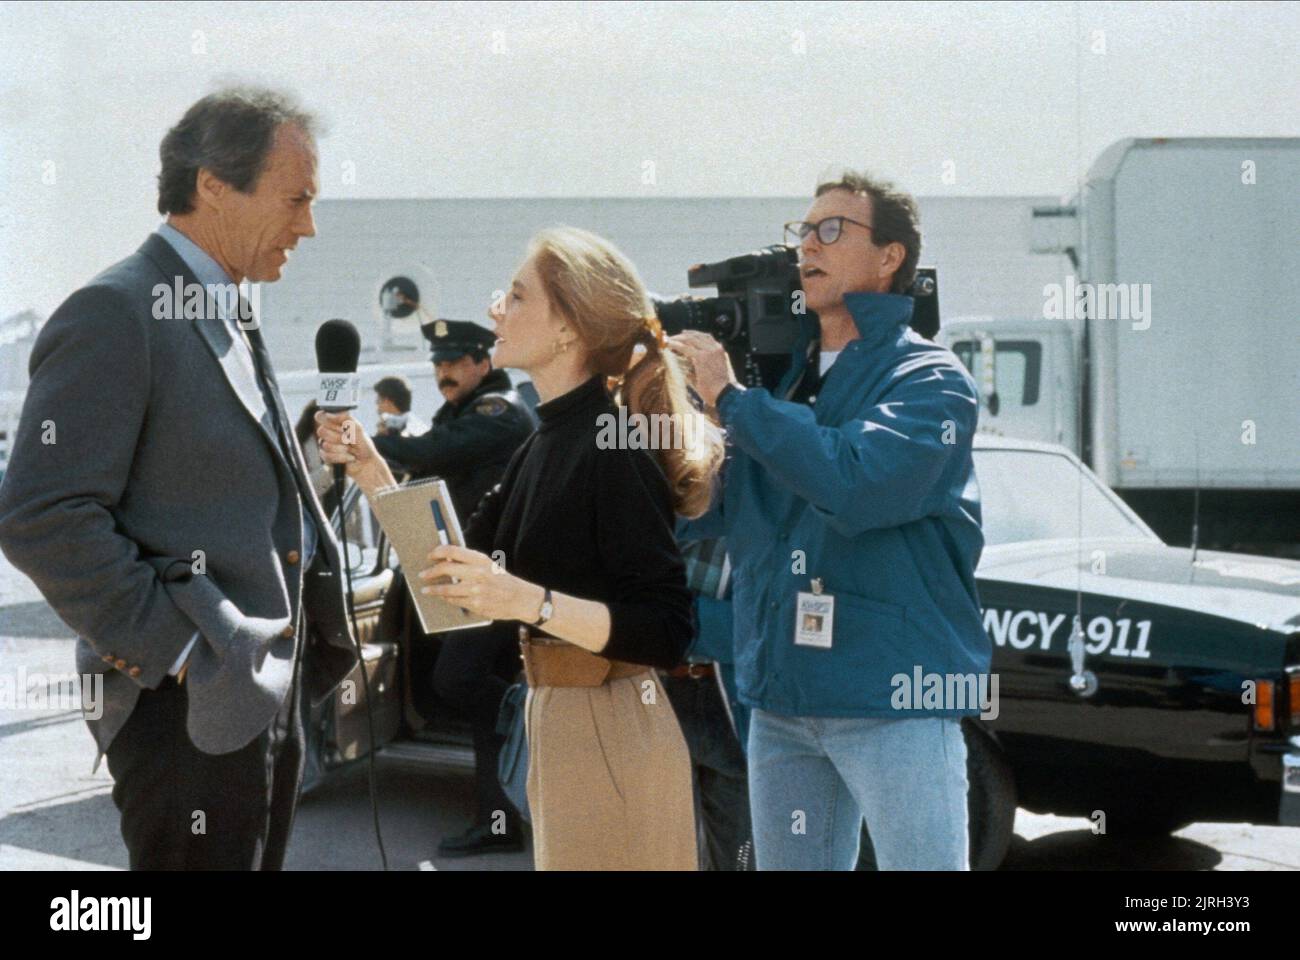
[{"left": 540, "top": 601, "right": 554, "bottom": 620}]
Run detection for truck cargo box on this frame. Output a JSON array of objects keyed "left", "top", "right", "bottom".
[{"left": 1083, "top": 138, "right": 1299, "bottom": 490}]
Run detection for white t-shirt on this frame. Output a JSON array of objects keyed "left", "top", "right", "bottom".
[{"left": 819, "top": 350, "right": 841, "bottom": 377}]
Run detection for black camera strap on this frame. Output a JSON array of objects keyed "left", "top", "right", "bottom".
[{"left": 783, "top": 336, "right": 821, "bottom": 404}]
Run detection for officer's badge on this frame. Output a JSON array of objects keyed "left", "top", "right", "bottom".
[
  {"left": 435, "top": 320, "right": 448, "bottom": 338},
  {"left": 474, "top": 396, "right": 508, "bottom": 417}
]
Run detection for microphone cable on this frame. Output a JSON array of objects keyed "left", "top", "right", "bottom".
[
  {"left": 315, "top": 318, "right": 387, "bottom": 869},
  {"left": 333, "top": 470, "right": 390, "bottom": 871}
]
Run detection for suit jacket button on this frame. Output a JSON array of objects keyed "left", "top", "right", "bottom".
[
  {"left": 102, "top": 654, "right": 115, "bottom": 664},
  {"left": 281, "top": 625, "right": 295, "bottom": 638},
  {"left": 286, "top": 550, "right": 301, "bottom": 565},
  {"left": 128, "top": 666, "right": 141, "bottom": 678},
  {"left": 114, "top": 658, "right": 127, "bottom": 670}
]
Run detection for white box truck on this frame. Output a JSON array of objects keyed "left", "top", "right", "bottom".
[{"left": 937, "top": 138, "right": 1300, "bottom": 556}]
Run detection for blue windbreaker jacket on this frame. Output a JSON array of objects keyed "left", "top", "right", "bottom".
[{"left": 683, "top": 291, "right": 991, "bottom": 718}]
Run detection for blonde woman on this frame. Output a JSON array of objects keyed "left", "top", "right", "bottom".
[{"left": 317, "top": 226, "right": 724, "bottom": 870}]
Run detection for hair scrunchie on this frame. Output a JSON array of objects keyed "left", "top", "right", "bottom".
[{"left": 640, "top": 314, "right": 666, "bottom": 351}]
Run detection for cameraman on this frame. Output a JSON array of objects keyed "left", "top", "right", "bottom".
[{"left": 670, "top": 171, "right": 990, "bottom": 871}]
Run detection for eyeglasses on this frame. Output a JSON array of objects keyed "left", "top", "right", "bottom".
[{"left": 783, "top": 216, "right": 874, "bottom": 246}]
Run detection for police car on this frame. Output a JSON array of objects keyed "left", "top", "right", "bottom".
[
  {"left": 309, "top": 434, "right": 1300, "bottom": 870},
  {"left": 961, "top": 435, "right": 1300, "bottom": 868}
]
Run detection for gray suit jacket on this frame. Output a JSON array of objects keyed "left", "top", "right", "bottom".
[{"left": 0, "top": 233, "right": 358, "bottom": 759}]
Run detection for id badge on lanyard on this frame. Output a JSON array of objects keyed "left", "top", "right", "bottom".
[{"left": 794, "top": 577, "right": 835, "bottom": 649}]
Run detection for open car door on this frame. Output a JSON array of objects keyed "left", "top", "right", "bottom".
[{"left": 302, "top": 480, "right": 401, "bottom": 791}]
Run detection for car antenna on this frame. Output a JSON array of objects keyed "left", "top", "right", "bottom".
[
  {"left": 1066, "top": 294, "right": 1095, "bottom": 698},
  {"left": 1190, "top": 435, "right": 1201, "bottom": 566}
]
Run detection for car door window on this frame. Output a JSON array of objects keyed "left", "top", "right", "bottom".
[
  {"left": 333, "top": 483, "right": 382, "bottom": 576},
  {"left": 953, "top": 340, "right": 1042, "bottom": 406}
]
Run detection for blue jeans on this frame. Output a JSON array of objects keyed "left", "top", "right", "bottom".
[{"left": 748, "top": 709, "right": 970, "bottom": 870}]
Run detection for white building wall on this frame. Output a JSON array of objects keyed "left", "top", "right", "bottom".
[{"left": 258, "top": 195, "right": 1074, "bottom": 373}]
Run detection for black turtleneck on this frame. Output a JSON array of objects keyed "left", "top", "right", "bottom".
[{"left": 463, "top": 375, "right": 694, "bottom": 669}]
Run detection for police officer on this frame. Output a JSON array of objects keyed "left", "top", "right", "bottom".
[
  {"left": 373, "top": 319, "right": 534, "bottom": 520},
  {"left": 373, "top": 319, "right": 536, "bottom": 857}
]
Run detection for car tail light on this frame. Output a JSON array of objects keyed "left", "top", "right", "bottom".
[
  {"left": 1290, "top": 673, "right": 1300, "bottom": 727},
  {"left": 1254, "top": 680, "right": 1276, "bottom": 732}
]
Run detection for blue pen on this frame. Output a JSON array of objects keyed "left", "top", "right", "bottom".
[
  {"left": 431, "top": 498, "right": 467, "bottom": 612},
  {"left": 430, "top": 499, "right": 451, "bottom": 547}
]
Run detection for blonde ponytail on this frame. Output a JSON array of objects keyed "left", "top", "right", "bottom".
[{"left": 617, "top": 322, "right": 724, "bottom": 519}]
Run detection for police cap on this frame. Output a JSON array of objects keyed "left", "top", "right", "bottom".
[{"left": 420, "top": 319, "right": 497, "bottom": 364}]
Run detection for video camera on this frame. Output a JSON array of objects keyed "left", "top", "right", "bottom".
[{"left": 653, "top": 244, "right": 938, "bottom": 392}]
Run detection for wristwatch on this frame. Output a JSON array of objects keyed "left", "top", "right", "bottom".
[{"left": 532, "top": 587, "right": 554, "bottom": 627}]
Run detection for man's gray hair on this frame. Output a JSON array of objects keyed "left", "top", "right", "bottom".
[{"left": 157, "top": 86, "right": 319, "bottom": 215}]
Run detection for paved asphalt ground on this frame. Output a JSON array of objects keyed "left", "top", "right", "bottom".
[{"left": 3, "top": 553, "right": 1298, "bottom": 872}]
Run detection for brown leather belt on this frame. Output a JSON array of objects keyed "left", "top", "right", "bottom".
[
  {"left": 517, "top": 625, "right": 646, "bottom": 688},
  {"left": 665, "top": 662, "right": 715, "bottom": 680}
]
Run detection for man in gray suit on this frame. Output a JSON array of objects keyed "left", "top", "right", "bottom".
[{"left": 0, "top": 87, "right": 357, "bottom": 869}]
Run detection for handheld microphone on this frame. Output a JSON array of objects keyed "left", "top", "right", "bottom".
[
  {"left": 314, "top": 319, "right": 362, "bottom": 483},
  {"left": 313, "top": 317, "right": 389, "bottom": 870}
]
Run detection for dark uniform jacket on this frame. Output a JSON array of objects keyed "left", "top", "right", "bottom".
[{"left": 372, "top": 367, "right": 535, "bottom": 523}]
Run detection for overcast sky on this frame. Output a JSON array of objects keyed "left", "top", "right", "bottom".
[{"left": 1, "top": 0, "right": 1296, "bottom": 317}]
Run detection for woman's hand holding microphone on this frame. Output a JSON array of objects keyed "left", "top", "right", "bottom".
[{"left": 313, "top": 410, "right": 395, "bottom": 496}]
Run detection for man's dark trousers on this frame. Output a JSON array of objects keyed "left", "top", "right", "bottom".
[
  {"left": 105, "top": 616, "right": 307, "bottom": 871},
  {"left": 661, "top": 670, "right": 755, "bottom": 870}
]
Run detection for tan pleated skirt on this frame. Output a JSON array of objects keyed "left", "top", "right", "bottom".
[{"left": 525, "top": 669, "right": 698, "bottom": 870}]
